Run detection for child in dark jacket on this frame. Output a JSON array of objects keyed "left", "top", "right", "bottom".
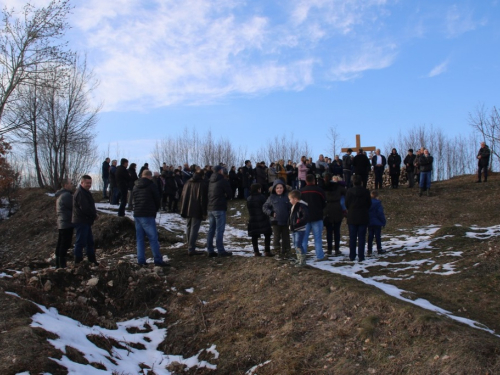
[
  {"left": 288, "top": 190, "right": 310, "bottom": 267},
  {"left": 247, "top": 184, "right": 273, "bottom": 257},
  {"left": 263, "top": 179, "right": 292, "bottom": 259},
  {"left": 368, "top": 190, "right": 386, "bottom": 255}
]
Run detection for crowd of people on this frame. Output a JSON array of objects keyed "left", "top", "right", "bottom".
[{"left": 53, "top": 142, "right": 489, "bottom": 268}]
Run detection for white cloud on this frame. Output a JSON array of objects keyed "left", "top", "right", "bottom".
[
  {"left": 445, "top": 4, "right": 476, "bottom": 38},
  {"left": 427, "top": 60, "right": 449, "bottom": 78},
  {"left": 65, "top": 0, "right": 394, "bottom": 111},
  {"left": 329, "top": 43, "right": 398, "bottom": 81}
]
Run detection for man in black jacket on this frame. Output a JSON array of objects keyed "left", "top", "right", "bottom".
[
  {"left": 132, "top": 170, "right": 167, "bottom": 266},
  {"left": 55, "top": 179, "right": 75, "bottom": 268},
  {"left": 116, "top": 158, "right": 130, "bottom": 217},
  {"left": 404, "top": 149, "right": 416, "bottom": 188},
  {"left": 353, "top": 148, "right": 370, "bottom": 189},
  {"left": 72, "top": 175, "right": 98, "bottom": 265},
  {"left": 477, "top": 142, "right": 490, "bottom": 183},
  {"left": 345, "top": 175, "right": 371, "bottom": 262},
  {"left": 207, "top": 165, "right": 233, "bottom": 257}
]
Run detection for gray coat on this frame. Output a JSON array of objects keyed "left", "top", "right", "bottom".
[{"left": 55, "top": 188, "right": 73, "bottom": 229}]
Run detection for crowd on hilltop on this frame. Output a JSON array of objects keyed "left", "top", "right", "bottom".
[{"left": 51, "top": 142, "right": 489, "bottom": 269}]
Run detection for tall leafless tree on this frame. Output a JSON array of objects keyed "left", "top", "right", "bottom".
[{"left": 0, "top": 0, "right": 72, "bottom": 129}]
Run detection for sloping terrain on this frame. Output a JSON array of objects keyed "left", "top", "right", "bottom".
[{"left": 0, "top": 175, "right": 499, "bottom": 374}]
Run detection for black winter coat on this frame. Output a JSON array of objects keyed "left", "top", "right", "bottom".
[
  {"left": 208, "top": 172, "right": 232, "bottom": 211},
  {"left": 163, "top": 172, "right": 178, "bottom": 195},
  {"left": 323, "top": 181, "right": 346, "bottom": 225},
  {"left": 388, "top": 153, "right": 402, "bottom": 175},
  {"left": 289, "top": 201, "right": 309, "bottom": 232},
  {"left": 128, "top": 167, "right": 138, "bottom": 190},
  {"left": 247, "top": 193, "right": 272, "bottom": 236},
  {"left": 404, "top": 154, "right": 416, "bottom": 172},
  {"left": 133, "top": 178, "right": 160, "bottom": 217},
  {"left": 102, "top": 161, "right": 110, "bottom": 179},
  {"left": 299, "top": 183, "right": 326, "bottom": 222},
  {"left": 72, "top": 186, "right": 97, "bottom": 225},
  {"left": 55, "top": 188, "right": 73, "bottom": 229},
  {"left": 116, "top": 165, "right": 131, "bottom": 190},
  {"left": 353, "top": 154, "right": 370, "bottom": 175},
  {"left": 418, "top": 154, "right": 434, "bottom": 172},
  {"left": 345, "top": 186, "right": 371, "bottom": 225}
]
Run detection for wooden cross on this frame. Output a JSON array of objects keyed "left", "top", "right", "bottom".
[{"left": 341, "top": 134, "right": 376, "bottom": 154}]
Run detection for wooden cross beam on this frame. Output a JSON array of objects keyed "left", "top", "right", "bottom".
[{"left": 341, "top": 134, "right": 376, "bottom": 154}]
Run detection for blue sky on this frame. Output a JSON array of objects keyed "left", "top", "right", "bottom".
[{"left": 7, "top": 0, "right": 500, "bottom": 164}]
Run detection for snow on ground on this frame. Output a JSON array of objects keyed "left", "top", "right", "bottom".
[
  {"left": 7, "top": 292, "right": 217, "bottom": 375},
  {"left": 95, "top": 203, "right": 500, "bottom": 339}
]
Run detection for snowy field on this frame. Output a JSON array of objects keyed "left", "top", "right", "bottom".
[{"left": 8, "top": 201, "right": 500, "bottom": 374}]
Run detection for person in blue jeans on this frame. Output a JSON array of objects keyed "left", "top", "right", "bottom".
[
  {"left": 72, "top": 175, "right": 98, "bottom": 265},
  {"left": 206, "top": 165, "right": 233, "bottom": 257},
  {"left": 367, "top": 190, "right": 386, "bottom": 256},
  {"left": 345, "top": 175, "right": 371, "bottom": 262},
  {"left": 417, "top": 148, "right": 433, "bottom": 197},
  {"left": 132, "top": 170, "right": 168, "bottom": 266},
  {"left": 300, "top": 174, "right": 327, "bottom": 261},
  {"left": 288, "top": 190, "right": 310, "bottom": 267}
]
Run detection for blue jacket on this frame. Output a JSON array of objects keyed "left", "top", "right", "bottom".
[{"left": 369, "top": 198, "right": 386, "bottom": 227}]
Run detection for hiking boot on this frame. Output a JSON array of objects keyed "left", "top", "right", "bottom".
[
  {"left": 264, "top": 251, "right": 274, "bottom": 257},
  {"left": 55, "top": 256, "right": 61, "bottom": 269},
  {"left": 326, "top": 250, "right": 333, "bottom": 255},
  {"left": 254, "top": 251, "right": 262, "bottom": 257},
  {"left": 367, "top": 250, "right": 373, "bottom": 256},
  {"left": 315, "top": 257, "right": 328, "bottom": 262},
  {"left": 60, "top": 257, "right": 67, "bottom": 268},
  {"left": 334, "top": 251, "right": 342, "bottom": 257},
  {"left": 74, "top": 257, "right": 83, "bottom": 264},
  {"left": 426, "top": 189, "right": 430, "bottom": 197},
  {"left": 218, "top": 251, "right": 233, "bottom": 257},
  {"left": 295, "top": 254, "right": 307, "bottom": 268},
  {"left": 378, "top": 249, "right": 386, "bottom": 254},
  {"left": 207, "top": 252, "right": 218, "bottom": 258}
]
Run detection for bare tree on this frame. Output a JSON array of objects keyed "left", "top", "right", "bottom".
[
  {"left": 0, "top": 0, "right": 72, "bottom": 128},
  {"left": 7, "top": 56, "right": 100, "bottom": 189},
  {"left": 327, "top": 125, "right": 344, "bottom": 157},
  {"left": 469, "top": 104, "right": 499, "bottom": 170}
]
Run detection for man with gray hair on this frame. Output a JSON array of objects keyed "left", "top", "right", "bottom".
[{"left": 55, "top": 178, "right": 75, "bottom": 268}]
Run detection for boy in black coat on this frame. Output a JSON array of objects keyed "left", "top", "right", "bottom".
[{"left": 289, "top": 190, "right": 310, "bottom": 267}]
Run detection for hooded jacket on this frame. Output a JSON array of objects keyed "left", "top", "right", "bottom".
[
  {"left": 55, "top": 188, "right": 73, "bottom": 229},
  {"left": 132, "top": 177, "right": 161, "bottom": 217},
  {"left": 263, "top": 179, "right": 291, "bottom": 226},
  {"left": 345, "top": 186, "right": 371, "bottom": 225}
]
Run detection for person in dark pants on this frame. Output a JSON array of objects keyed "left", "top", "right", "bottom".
[
  {"left": 116, "top": 158, "right": 130, "bottom": 217},
  {"left": 180, "top": 169, "right": 209, "bottom": 256},
  {"left": 352, "top": 149, "right": 370, "bottom": 189},
  {"left": 55, "top": 178, "right": 75, "bottom": 268},
  {"left": 345, "top": 175, "right": 371, "bottom": 262},
  {"left": 404, "top": 149, "right": 416, "bottom": 188},
  {"left": 476, "top": 142, "right": 490, "bottom": 183},
  {"left": 371, "top": 149, "right": 386, "bottom": 189},
  {"left": 323, "top": 174, "right": 346, "bottom": 256},
  {"left": 72, "top": 175, "right": 98, "bottom": 265},
  {"left": 388, "top": 148, "right": 402, "bottom": 188},
  {"left": 247, "top": 183, "right": 272, "bottom": 257},
  {"left": 367, "top": 190, "right": 386, "bottom": 255},
  {"left": 102, "top": 158, "right": 110, "bottom": 199}
]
